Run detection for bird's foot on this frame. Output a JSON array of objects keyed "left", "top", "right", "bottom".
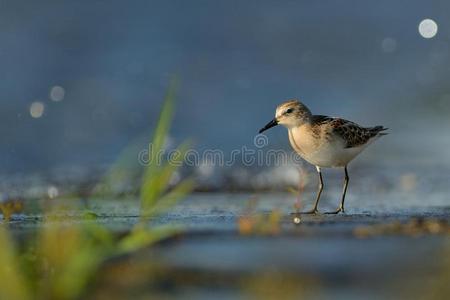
[
  {"left": 300, "top": 208, "right": 320, "bottom": 214},
  {"left": 324, "top": 207, "right": 344, "bottom": 214}
]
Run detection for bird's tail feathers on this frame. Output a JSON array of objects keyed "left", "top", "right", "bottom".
[{"left": 369, "top": 126, "right": 389, "bottom": 136}]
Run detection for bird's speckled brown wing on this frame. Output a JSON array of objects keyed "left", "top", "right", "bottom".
[{"left": 311, "top": 115, "right": 388, "bottom": 148}]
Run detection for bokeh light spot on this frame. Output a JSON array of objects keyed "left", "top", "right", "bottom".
[
  {"left": 50, "top": 85, "right": 65, "bottom": 102},
  {"left": 30, "top": 101, "right": 45, "bottom": 118},
  {"left": 381, "top": 37, "right": 397, "bottom": 53},
  {"left": 47, "top": 186, "right": 59, "bottom": 199},
  {"left": 418, "top": 19, "right": 438, "bottom": 39}
]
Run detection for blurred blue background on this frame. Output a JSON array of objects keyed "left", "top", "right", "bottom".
[{"left": 1, "top": 0, "right": 450, "bottom": 177}]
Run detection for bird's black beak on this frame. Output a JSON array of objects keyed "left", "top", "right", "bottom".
[{"left": 259, "top": 118, "right": 278, "bottom": 134}]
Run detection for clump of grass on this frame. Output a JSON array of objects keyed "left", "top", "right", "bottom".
[
  {"left": 0, "top": 198, "right": 24, "bottom": 221},
  {"left": 0, "top": 215, "right": 110, "bottom": 300},
  {"left": 0, "top": 82, "right": 193, "bottom": 300},
  {"left": 92, "top": 79, "right": 194, "bottom": 217},
  {"left": 139, "top": 81, "right": 194, "bottom": 219},
  {"left": 0, "top": 226, "right": 30, "bottom": 300}
]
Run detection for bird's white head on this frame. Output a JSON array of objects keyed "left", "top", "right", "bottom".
[{"left": 259, "top": 99, "right": 312, "bottom": 133}]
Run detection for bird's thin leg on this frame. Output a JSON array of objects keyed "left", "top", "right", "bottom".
[
  {"left": 325, "top": 166, "right": 349, "bottom": 214},
  {"left": 302, "top": 166, "right": 323, "bottom": 214}
]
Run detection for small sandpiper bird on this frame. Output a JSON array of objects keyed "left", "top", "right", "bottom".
[{"left": 259, "top": 99, "right": 387, "bottom": 214}]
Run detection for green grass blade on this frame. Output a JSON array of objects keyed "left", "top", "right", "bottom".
[{"left": 0, "top": 227, "right": 31, "bottom": 300}]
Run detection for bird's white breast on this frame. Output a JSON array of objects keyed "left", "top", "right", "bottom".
[{"left": 288, "top": 126, "right": 368, "bottom": 167}]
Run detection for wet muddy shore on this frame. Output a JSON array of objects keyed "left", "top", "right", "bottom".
[{"left": 3, "top": 193, "right": 450, "bottom": 299}]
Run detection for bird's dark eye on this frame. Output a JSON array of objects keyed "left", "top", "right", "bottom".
[{"left": 285, "top": 108, "right": 293, "bottom": 114}]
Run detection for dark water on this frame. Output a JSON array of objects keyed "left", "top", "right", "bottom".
[{"left": 1, "top": 0, "right": 450, "bottom": 178}]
